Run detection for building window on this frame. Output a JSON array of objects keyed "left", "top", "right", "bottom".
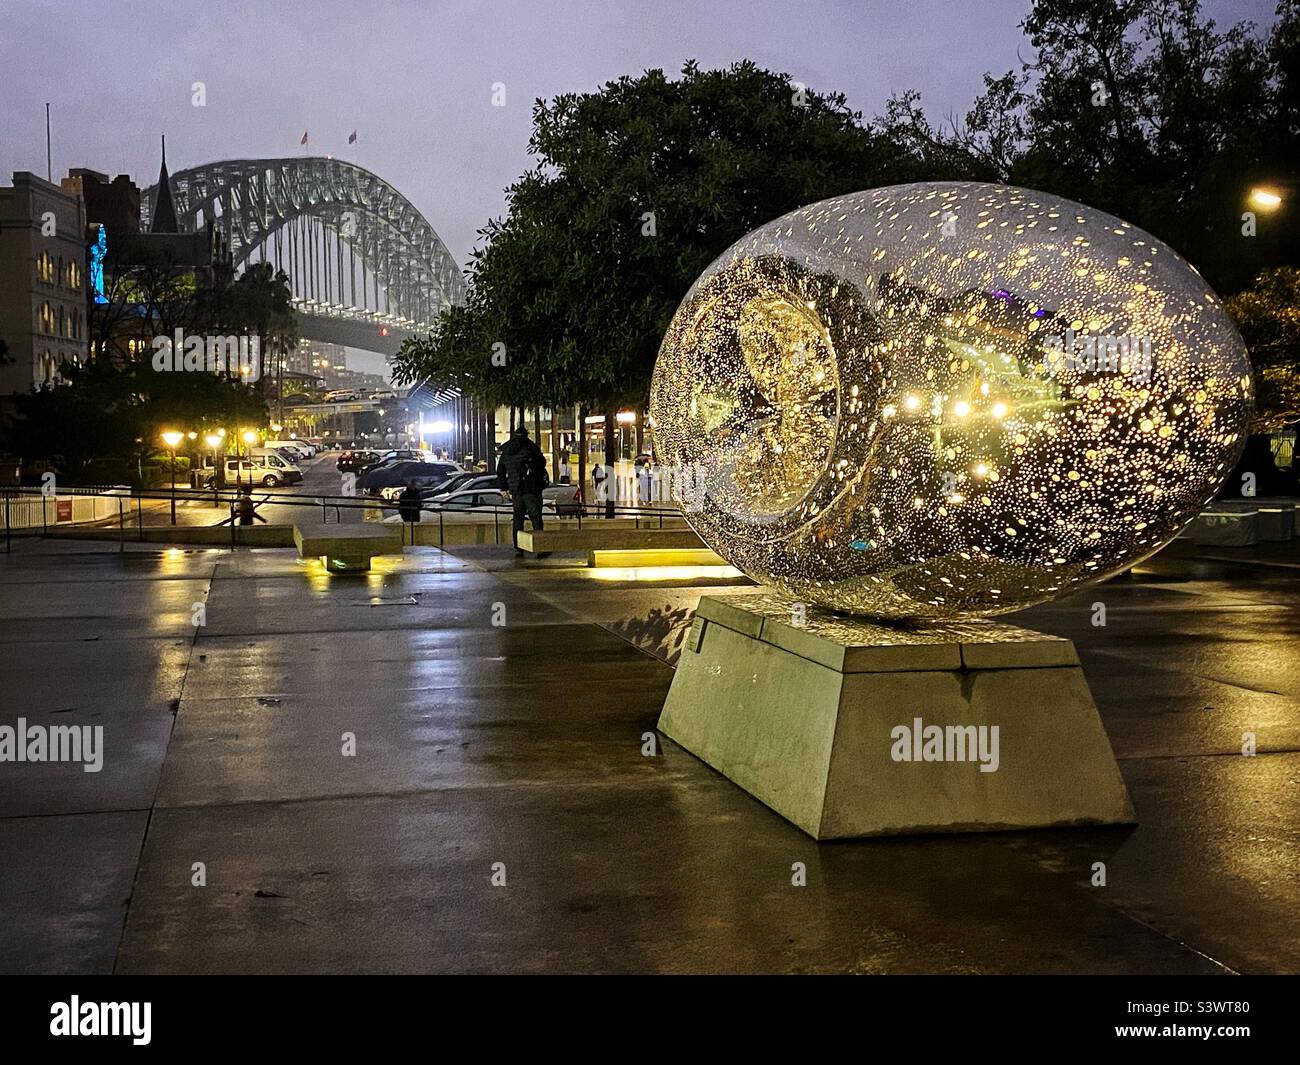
[
  {"left": 37, "top": 302, "right": 55, "bottom": 335},
  {"left": 40, "top": 351, "right": 56, "bottom": 385},
  {"left": 36, "top": 251, "right": 54, "bottom": 284},
  {"left": 65, "top": 260, "right": 82, "bottom": 289}
]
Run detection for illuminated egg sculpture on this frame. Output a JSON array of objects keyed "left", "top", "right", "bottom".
[{"left": 649, "top": 182, "right": 1252, "bottom": 620}]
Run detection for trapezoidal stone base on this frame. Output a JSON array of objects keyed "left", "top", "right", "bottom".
[{"left": 657, "top": 593, "right": 1136, "bottom": 840}]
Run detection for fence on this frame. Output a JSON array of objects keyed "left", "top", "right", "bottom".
[{"left": 1, "top": 484, "right": 687, "bottom": 554}]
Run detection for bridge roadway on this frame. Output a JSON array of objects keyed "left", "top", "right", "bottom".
[{"left": 293, "top": 309, "right": 419, "bottom": 358}]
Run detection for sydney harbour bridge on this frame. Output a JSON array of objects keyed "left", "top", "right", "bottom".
[{"left": 142, "top": 156, "right": 465, "bottom": 360}]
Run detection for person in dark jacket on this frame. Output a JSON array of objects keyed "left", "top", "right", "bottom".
[
  {"left": 397, "top": 479, "right": 422, "bottom": 542},
  {"left": 496, "top": 426, "right": 549, "bottom": 555},
  {"left": 235, "top": 484, "right": 266, "bottom": 527}
]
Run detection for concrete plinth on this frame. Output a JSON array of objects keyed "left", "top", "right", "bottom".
[
  {"left": 292, "top": 523, "right": 402, "bottom": 573},
  {"left": 658, "top": 593, "right": 1136, "bottom": 839}
]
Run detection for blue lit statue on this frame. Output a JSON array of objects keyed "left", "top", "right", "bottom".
[{"left": 89, "top": 224, "right": 108, "bottom": 304}]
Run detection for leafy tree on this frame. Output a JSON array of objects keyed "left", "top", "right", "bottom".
[
  {"left": 2, "top": 253, "right": 294, "bottom": 484},
  {"left": 394, "top": 60, "right": 962, "bottom": 505},
  {"left": 396, "top": 9, "right": 1300, "bottom": 484},
  {"left": 1227, "top": 266, "right": 1300, "bottom": 431},
  {"left": 882, "top": 0, "right": 1299, "bottom": 295}
]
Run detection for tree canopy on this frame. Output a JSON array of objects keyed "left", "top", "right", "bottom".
[
  {"left": 1227, "top": 266, "right": 1300, "bottom": 431},
  {"left": 392, "top": 60, "right": 974, "bottom": 414},
  {"left": 395, "top": 2, "right": 1299, "bottom": 430},
  {"left": 3, "top": 256, "right": 294, "bottom": 483}
]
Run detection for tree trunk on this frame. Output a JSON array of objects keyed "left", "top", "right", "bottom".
[
  {"left": 603, "top": 403, "right": 617, "bottom": 518},
  {"left": 577, "top": 405, "right": 587, "bottom": 510},
  {"left": 550, "top": 407, "right": 560, "bottom": 481}
]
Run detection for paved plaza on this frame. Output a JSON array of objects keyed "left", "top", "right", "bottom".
[{"left": 0, "top": 533, "right": 1298, "bottom": 974}]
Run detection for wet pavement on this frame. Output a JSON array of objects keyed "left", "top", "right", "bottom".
[{"left": 0, "top": 533, "right": 1297, "bottom": 973}]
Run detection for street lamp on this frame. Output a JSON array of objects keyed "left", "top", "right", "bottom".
[
  {"left": 239, "top": 429, "right": 259, "bottom": 485},
  {"left": 161, "top": 430, "right": 184, "bottom": 525},
  {"left": 1248, "top": 186, "right": 1283, "bottom": 211},
  {"left": 204, "top": 433, "right": 223, "bottom": 491}
]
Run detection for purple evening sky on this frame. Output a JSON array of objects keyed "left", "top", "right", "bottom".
[{"left": 1, "top": 0, "right": 1279, "bottom": 373}]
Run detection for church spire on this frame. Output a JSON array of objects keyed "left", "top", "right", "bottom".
[{"left": 151, "top": 134, "right": 178, "bottom": 233}]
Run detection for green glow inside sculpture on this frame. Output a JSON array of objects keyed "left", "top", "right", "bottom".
[{"left": 650, "top": 182, "right": 1253, "bottom": 619}]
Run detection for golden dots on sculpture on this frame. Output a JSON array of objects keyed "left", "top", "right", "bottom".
[{"left": 650, "top": 183, "right": 1252, "bottom": 619}]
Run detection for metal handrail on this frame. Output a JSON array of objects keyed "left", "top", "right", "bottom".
[{"left": 1, "top": 482, "right": 689, "bottom": 553}]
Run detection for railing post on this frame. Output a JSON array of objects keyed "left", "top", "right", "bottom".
[
  {"left": 119, "top": 496, "right": 125, "bottom": 552},
  {"left": 4, "top": 492, "right": 10, "bottom": 554},
  {"left": 41, "top": 493, "right": 48, "bottom": 538},
  {"left": 136, "top": 492, "right": 144, "bottom": 540}
]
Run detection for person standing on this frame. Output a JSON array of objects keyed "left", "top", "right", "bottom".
[
  {"left": 496, "top": 426, "right": 548, "bottom": 557},
  {"left": 235, "top": 485, "right": 266, "bottom": 527},
  {"left": 637, "top": 458, "right": 654, "bottom": 506},
  {"left": 397, "top": 479, "right": 422, "bottom": 544}
]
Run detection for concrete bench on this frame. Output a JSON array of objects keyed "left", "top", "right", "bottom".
[
  {"left": 587, "top": 547, "right": 729, "bottom": 568},
  {"left": 1179, "top": 508, "right": 1259, "bottom": 547},
  {"left": 516, "top": 527, "right": 706, "bottom": 553},
  {"left": 293, "top": 523, "right": 403, "bottom": 572},
  {"left": 1255, "top": 501, "right": 1295, "bottom": 541}
]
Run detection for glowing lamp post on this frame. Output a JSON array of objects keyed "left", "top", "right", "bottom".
[
  {"left": 204, "top": 433, "right": 223, "bottom": 492},
  {"left": 161, "top": 431, "right": 184, "bottom": 525},
  {"left": 1248, "top": 186, "right": 1283, "bottom": 211},
  {"left": 239, "top": 429, "right": 259, "bottom": 484}
]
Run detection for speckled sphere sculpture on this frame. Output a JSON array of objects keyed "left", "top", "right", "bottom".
[{"left": 650, "top": 182, "right": 1252, "bottom": 619}]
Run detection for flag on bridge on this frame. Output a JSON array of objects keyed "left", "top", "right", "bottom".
[
  {"left": 348, "top": 130, "right": 357, "bottom": 144},
  {"left": 300, "top": 131, "right": 308, "bottom": 146}
]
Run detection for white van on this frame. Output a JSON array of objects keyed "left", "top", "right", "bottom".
[
  {"left": 228, "top": 450, "right": 303, "bottom": 486},
  {"left": 267, "top": 440, "right": 313, "bottom": 461},
  {"left": 324, "top": 389, "right": 362, "bottom": 403}
]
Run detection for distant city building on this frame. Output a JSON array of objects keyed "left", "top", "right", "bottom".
[
  {"left": 291, "top": 339, "right": 388, "bottom": 392},
  {"left": 77, "top": 142, "right": 229, "bottom": 364},
  {"left": 61, "top": 168, "right": 140, "bottom": 245},
  {"left": 0, "top": 171, "right": 89, "bottom": 395}
]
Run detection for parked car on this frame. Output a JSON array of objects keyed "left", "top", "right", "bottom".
[
  {"left": 336, "top": 449, "right": 381, "bottom": 473},
  {"left": 424, "top": 473, "right": 500, "bottom": 501},
  {"left": 360, "top": 460, "right": 460, "bottom": 495},
  {"left": 369, "top": 389, "right": 397, "bottom": 401},
  {"left": 377, "top": 464, "right": 470, "bottom": 500},
  {"left": 438, "top": 488, "right": 511, "bottom": 511},
  {"left": 379, "top": 448, "right": 438, "bottom": 464},
  {"left": 222, "top": 454, "right": 302, "bottom": 487},
  {"left": 324, "top": 389, "right": 362, "bottom": 403},
  {"left": 543, "top": 482, "right": 582, "bottom": 515},
  {"left": 384, "top": 488, "right": 542, "bottom": 522},
  {"left": 268, "top": 441, "right": 312, "bottom": 462}
]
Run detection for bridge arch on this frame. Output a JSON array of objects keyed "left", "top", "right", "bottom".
[{"left": 142, "top": 156, "right": 464, "bottom": 334}]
